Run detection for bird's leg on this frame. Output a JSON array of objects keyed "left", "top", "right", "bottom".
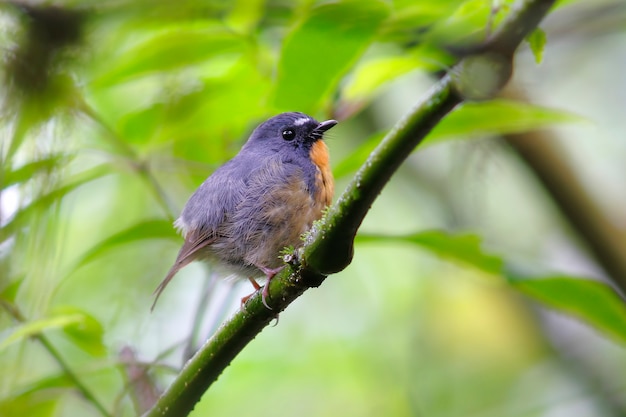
[
  {"left": 240, "top": 266, "right": 285, "bottom": 310},
  {"left": 240, "top": 277, "right": 262, "bottom": 307},
  {"left": 258, "top": 265, "right": 285, "bottom": 309}
]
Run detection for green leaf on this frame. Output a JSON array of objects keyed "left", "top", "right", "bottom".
[
  {"left": 357, "top": 230, "right": 504, "bottom": 275},
  {"left": 425, "top": 0, "right": 493, "bottom": 46},
  {"left": 54, "top": 306, "right": 106, "bottom": 357},
  {"left": 510, "top": 276, "right": 626, "bottom": 345},
  {"left": 0, "top": 166, "right": 111, "bottom": 244},
  {"left": 74, "top": 219, "right": 179, "bottom": 270},
  {"left": 0, "top": 276, "right": 24, "bottom": 303},
  {"left": 424, "top": 100, "right": 580, "bottom": 145},
  {"left": 273, "top": 0, "right": 389, "bottom": 113},
  {"left": 2, "top": 155, "right": 71, "bottom": 189},
  {"left": 0, "top": 306, "right": 106, "bottom": 356},
  {"left": 0, "top": 391, "right": 58, "bottom": 417},
  {"left": 93, "top": 26, "right": 245, "bottom": 86},
  {"left": 378, "top": 2, "right": 458, "bottom": 44},
  {"left": 343, "top": 56, "right": 425, "bottom": 101},
  {"left": 343, "top": 44, "right": 451, "bottom": 103},
  {"left": 526, "top": 28, "right": 547, "bottom": 64},
  {"left": 226, "top": 0, "right": 265, "bottom": 32},
  {"left": 0, "top": 313, "right": 84, "bottom": 351},
  {"left": 117, "top": 103, "right": 167, "bottom": 145},
  {"left": 11, "top": 374, "right": 73, "bottom": 397}
]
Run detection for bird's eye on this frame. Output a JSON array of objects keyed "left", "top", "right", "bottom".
[{"left": 282, "top": 129, "right": 296, "bottom": 141}]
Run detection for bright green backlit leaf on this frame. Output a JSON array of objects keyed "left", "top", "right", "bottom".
[
  {"left": 344, "top": 56, "right": 425, "bottom": 101},
  {"left": 357, "top": 230, "right": 503, "bottom": 275},
  {"left": 426, "top": 0, "right": 492, "bottom": 45},
  {"left": 510, "top": 275, "right": 626, "bottom": 345},
  {"left": 54, "top": 306, "right": 106, "bottom": 357},
  {"left": 118, "top": 103, "right": 166, "bottom": 144},
  {"left": 93, "top": 27, "right": 245, "bottom": 86},
  {"left": 526, "top": 28, "right": 547, "bottom": 64},
  {"left": 344, "top": 43, "right": 452, "bottom": 102},
  {"left": 379, "top": 3, "right": 457, "bottom": 43},
  {"left": 273, "top": 0, "right": 389, "bottom": 113},
  {"left": 0, "top": 392, "right": 58, "bottom": 417},
  {"left": 424, "top": 100, "right": 580, "bottom": 145},
  {"left": 226, "top": 0, "right": 264, "bottom": 32},
  {"left": 0, "top": 277, "right": 24, "bottom": 303}
]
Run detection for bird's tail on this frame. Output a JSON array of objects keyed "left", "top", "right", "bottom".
[{"left": 150, "top": 260, "right": 191, "bottom": 311}]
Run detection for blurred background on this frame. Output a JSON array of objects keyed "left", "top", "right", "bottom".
[{"left": 1, "top": 0, "right": 625, "bottom": 416}]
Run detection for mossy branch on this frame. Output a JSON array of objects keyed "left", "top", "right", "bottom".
[{"left": 145, "top": 1, "right": 557, "bottom": 415}]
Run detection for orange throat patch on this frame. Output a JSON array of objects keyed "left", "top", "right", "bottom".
[{"left": 310, "top": 140, "right": 334, "bottom": 207}]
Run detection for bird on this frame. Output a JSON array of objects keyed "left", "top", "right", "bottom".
[{"left": 151, "top": 112, "right": 337, "bottom": 311}]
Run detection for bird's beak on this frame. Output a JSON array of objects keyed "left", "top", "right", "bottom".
[{"left": 315, "top": 119, "right": 338, "bottom": 133}]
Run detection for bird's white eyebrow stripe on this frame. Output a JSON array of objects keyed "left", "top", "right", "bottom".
[{"left": 293, "top": 117, "right": 311, "bottom": 126}]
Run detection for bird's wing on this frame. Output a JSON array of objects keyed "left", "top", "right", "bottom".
[{"left": 151, "top": 161, "right": 245, "bottom": 310}]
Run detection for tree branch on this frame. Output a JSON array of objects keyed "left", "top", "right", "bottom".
[{"left": 145, "top": 1, "right": 557, "bottom": 415}]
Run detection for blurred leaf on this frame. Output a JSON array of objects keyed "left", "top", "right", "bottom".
[
  {"left": 74, "top": 219, "right": 179, "bottom": 270},
  {"left": 118, "top": 103, "right": 167, "bottom": 145},
  {"left": 0, "top": 306, "right": 106, "bottom": 356},
  {"left": 93, "top": 26, "right": 245, "bottom": 86},
  {"left": 11, "top": 374, "right": 73, "bottom": 397},
  {"left": 424, "top": 100, "right": 581, "bottom": 145},
  {"left": 54, "top": 306, "right": 106, "bottom": 357},
  {"left": 226, "top": 0, "right": 264, "bottom": 32},
  {"left": 0, "top": 313, "right": 84, "bottom": 351},
  {"left": 378, "top": 2, "right": 459, "bottom": 44},
  {"left": 0, "top": 277, "right": 24, "bottom": 303},
  {"left": 343, "top": 44, "right": 450, "bottom": 104},
  {"left": 0, "top": 166, "right": 111, "bottom": 243},
  {"left": 115, "top": 58, "right": 270, "bottom": 159},
  {"left": 273, "top": 0, "right": 389, "bottom": 113},
  {"left": 357, "top": 230, "right": 504, "bottom": 275},
  {"left": 343, "top": 56, "right": 426, "bottom": 101},
  {"left": 0, "top": 391, "right": 58, "bottom": 417},
  {"left": 2, "top": 155, "right": 71, "bottom": 189},
  {"left": 425, "top": 0, "right": 493, "bottom": 46},
  {"left": 526, "top": 28, "right": 547, "bottom": 63},
  {"left": 168, "top": 62, "right": 272, "bottom": 163},
  {"left": 510, "top": 276, "right": 626, "bottom": 345}
]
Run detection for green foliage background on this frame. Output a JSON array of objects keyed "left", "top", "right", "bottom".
[{"left": 1, "top": 0, "right": 625, "bottom": 416}]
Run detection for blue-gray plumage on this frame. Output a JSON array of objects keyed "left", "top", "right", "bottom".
[{"left": 152, "top": 112, "right": 337, "bottom": 310}]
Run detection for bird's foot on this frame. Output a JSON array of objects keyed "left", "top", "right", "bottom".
[{"left": 258, "top": 265, "right": 285, "bottom": 310}]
